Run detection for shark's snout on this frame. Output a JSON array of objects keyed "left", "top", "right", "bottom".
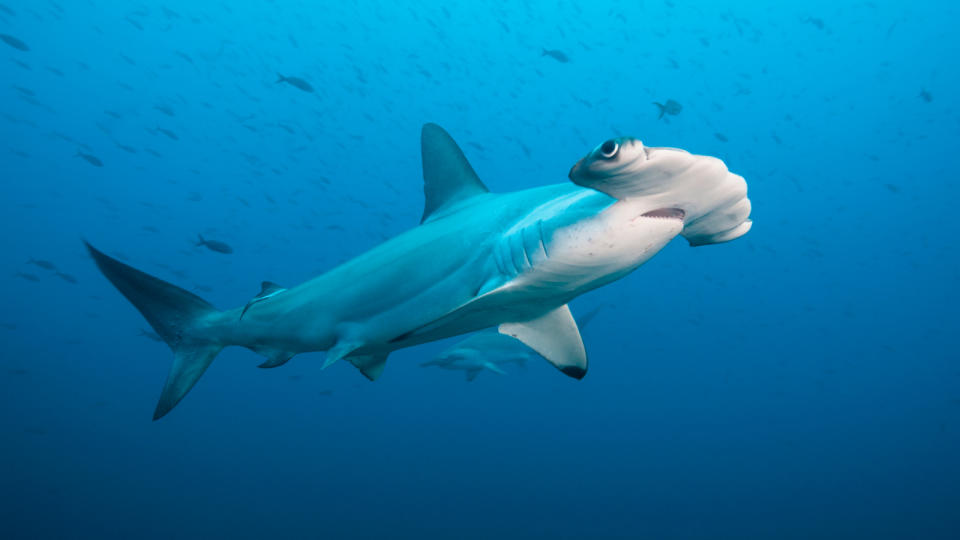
[
  {"left": 569, "top": 136, "right": 752, "bottom": 246},
  {"left": 681, "top": 187, "right": 752, "bottom": 247}
]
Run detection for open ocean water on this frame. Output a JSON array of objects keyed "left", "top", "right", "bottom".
[{"left": 1, "top": 1, "right": 957, "bottom": 539}]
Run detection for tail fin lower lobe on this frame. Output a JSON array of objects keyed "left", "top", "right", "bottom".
[{"left": 86, "top": 242, "right": 224, "bottom": 420}]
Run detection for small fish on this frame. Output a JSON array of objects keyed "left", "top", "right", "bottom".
[
  {"left": 714, "top": 132, "right": 728, "bottom": 142},
  {"left": 276, "top": 73, "right": 314, "bottom": 93},
  {"left": 805, "top": 17, "right": 825, "bottom": 30},
  {"left": 174, "top": 51, "right": 194, "bottom": 65},
  {"left": 653, "top": 99, "right": 682, "bottom": 119},
  {"left": 125, "top": 16, "right": 144, "bottom": 31},
  {"left": 76, "top": 151, "right": 103, "bottom": 167},
  {"left": 0, "top": 4, "right": 16, "bottom": 16},
  {"left": 115, "top": 142, "right": 137, "bottom": 153},
  {"left": 0, "top": 34, "right": 29, "bottom": 51},
  {"left": 541, "top": 48, "right": 570, "bottom": 63},
  {"left": 15, "top": 271, "right": 40, "bottom": 282},
  {"left": 52, "top": 131, "right": 74, "bottom": 143},
  {"left": 919, "top": 89, "right": 932, "bottom": 103},
  {"left": 27, "top": 258, "right": 57, "bottom": 271},
  {"left": 153, "top": 104, "right": 175, "bottom": 116},
  {"left": 156, "top": 127, "right": 179, "bottom": 140},
  {"left": 55, "top": 271, "right": 78, "bottom": 284},
  {"left": 196, "top": 234, "right": 233, "bottom": 254},
  {"left": 884, "top": 183, "right": 900, "bottom": 193}
]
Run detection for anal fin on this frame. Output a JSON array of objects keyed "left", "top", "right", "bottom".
[
  {"left": 257, "top": 353, "right": 294, "bottom": 369},
  {"left": 498, "top": 304, "right": 587, "bottom": 379},
  {"left": 348, "top": 354, "right": 388, "bottom": 381}
]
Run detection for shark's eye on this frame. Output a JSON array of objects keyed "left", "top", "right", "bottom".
[{"left": 599, "top": 139, "right": 619, "bottom": 159}]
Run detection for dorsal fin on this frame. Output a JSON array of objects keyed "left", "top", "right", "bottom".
[{"left": 420, "top": 123, "right": 489, "bottom": 223}]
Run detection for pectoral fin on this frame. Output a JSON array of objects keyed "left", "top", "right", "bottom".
[
  {"left": 499, "top": 304, "right": 587, "bottom": 379},
  {"left": 483, "top": 362, "right": 507, "bottom": 375}
]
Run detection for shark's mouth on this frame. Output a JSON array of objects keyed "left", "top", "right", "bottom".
[{"left": 641, "top": 208, "right": 685, "bottom": 220}]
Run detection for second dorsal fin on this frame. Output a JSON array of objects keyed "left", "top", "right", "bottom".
[
  {"left": 259, "top": 281, "right": 284, "bottom": 296},
  {"left": 240, "top": 281, "right": 287, "bottom": 320},
  {"left": 420, "top": 123, "right": 489, "bottom": 223}
]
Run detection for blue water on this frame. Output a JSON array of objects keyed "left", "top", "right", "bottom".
[{"left": 2, "top": 1, "right": 957, "bottom": 538}]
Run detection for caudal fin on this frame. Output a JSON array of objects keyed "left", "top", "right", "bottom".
[
  {"left": 276, "top": 73, "right": 286, "bottom": 83},
  {"left": 85, "top": 242, "right": 224, "bottom": 420},
  {"left": 653, "top": 102, "right": 665, "bottom": 119}
]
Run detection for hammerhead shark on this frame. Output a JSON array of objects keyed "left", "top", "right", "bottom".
[{"left": 87, "top": 123, "right": 752, "bottom": 419}]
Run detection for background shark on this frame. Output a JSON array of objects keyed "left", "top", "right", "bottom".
[
  {"left": 422, "top": 305, "right": 606, "bottom": 381},
  {"left": 87, "top": 123, "right": 751, "bottom": 419}
]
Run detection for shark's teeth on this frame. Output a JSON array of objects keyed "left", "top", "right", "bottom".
[{"left": 641, "top": 208, "right": 685, "bottom": 220}]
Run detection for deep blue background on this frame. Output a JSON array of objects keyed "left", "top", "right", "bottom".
[{"left": 1, "top": 1, "right": 957, "bottom": 538}]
